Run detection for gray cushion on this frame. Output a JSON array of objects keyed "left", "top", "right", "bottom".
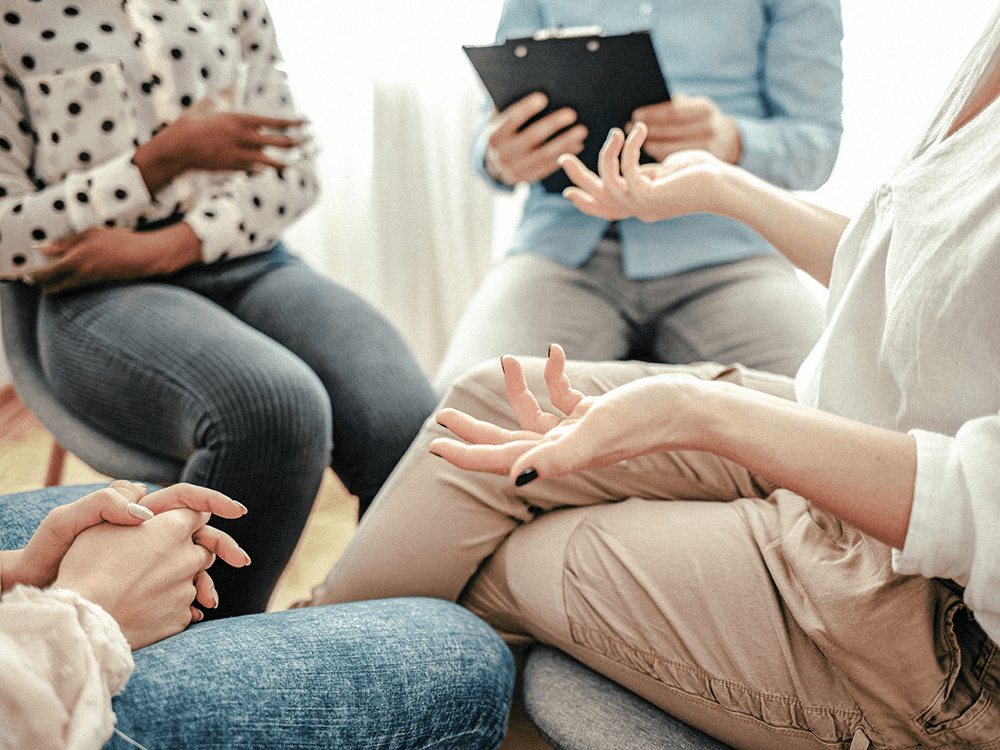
[{"left": 523, "top": 645, "right": 733, "bottom": 750}]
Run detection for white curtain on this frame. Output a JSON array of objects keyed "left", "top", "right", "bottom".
[{"left": 267, "top": 0, "right": 512, "bottom": 378}]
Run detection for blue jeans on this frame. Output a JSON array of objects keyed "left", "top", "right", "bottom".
[
  {"left": 0, "top": 485, "right": 514, "bottom": 750},
  {"left": 37, "top": 245, "right": 438, "bottom": 617}
]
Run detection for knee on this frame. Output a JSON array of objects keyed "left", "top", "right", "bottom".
[{"left": 196, "top": 357, "right": 332, "bottom": 463}]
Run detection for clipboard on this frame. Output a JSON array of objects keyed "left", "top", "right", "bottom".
[{"left": 464, "top": 29, "right": 670, "bottom": 193}]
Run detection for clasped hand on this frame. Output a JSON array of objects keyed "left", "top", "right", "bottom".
[
  {"left": 429, "top": 344, "right": 706, "bottom": 485},
  {"left": 3, "top": 481, "right": 251, "bottom": 649}
]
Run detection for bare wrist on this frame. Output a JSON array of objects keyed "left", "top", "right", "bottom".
[
  {"left": 0, "top": 549, "right": 24, "bottom": 592},
  {"left": 133, "top": 139, "right": 184, "bottom": 194}
]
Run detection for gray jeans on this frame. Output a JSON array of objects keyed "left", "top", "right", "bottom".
[{"left": 434, "top": 242, "right": 825, "bottom": 391}]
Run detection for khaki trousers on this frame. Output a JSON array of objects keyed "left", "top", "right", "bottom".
[{"left": 310, "top": 358, "right": 1000, "bottom": 750}]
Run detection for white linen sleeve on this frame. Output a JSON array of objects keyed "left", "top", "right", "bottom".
[
  {"left": 0, "top": 585, "right": 133, "bottom": 750},
  {"left": 893, "top": 416, "right": 1000, "bottom": 641}
]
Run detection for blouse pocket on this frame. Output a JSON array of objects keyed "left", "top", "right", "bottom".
[{"left": 23, "top": 62, "right": 141, "bottom": 184}]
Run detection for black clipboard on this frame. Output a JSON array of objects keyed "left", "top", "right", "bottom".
[{"left": 464, "top": 29, "right": 670, "bottom": 193}]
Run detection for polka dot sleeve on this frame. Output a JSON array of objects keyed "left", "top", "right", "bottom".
[
  {"left": 0, "top": 62, "right": 156, "bottom": 278},
  {"left": 185, "top": 0, "right": 320, "bottom": 263}
]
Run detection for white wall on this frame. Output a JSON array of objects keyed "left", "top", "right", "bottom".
[{"left": 810, "top": 1, "right": 996, "bottom": 216}]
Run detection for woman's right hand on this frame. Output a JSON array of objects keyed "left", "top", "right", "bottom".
[
  {"left": 558, "top": 122, "right": 731, "bottom": 223},
  {"left": 133, "top": 96, "right": 305, "bottom": 193},
  {"left": 483, "top": 92, "right": 587, "bottom": 186}
]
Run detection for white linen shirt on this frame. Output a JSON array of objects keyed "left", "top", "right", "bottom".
[
  {"left": 0, "top": 0, "right": 319, "bottom": 277},
  {"left": 796, "top": 6, "right": 1000, "bottom": 645}
]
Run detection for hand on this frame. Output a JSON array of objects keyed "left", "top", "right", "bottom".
[
  {"left": 133, "top": 96, "right": 306, "bottom": 193},
  {"left": 558, "top": 123, "right": 732, "bottom": 223},
  {"left": 33, "top": 221, "right": 203, "bottom": 294},
  {"left": 429, "top": 344, "right": 706, "bottom": 484},
  {"left": 54, "top": 501, "right": 251, "bottom": 649},
  {"left": 483, "top": 92, "right": 587, "bottom": 185},
  {"left": 629, "top": 93, "right": 742, "bottom": 164},
  {"left": 2, "top": 481, "right": 248, "bottom": 594}
]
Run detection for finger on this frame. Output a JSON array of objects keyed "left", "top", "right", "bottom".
[
  {"left": 622, "top": 124, "right": 653, "bottom": 198},
  {"left": 597, "top": 129, "right": 630, "bottom": 201},
  {"left": 236, "top": 114, "right": 305, "bottom": 131},
  {"left": 496, "top": 92, "right": 549, "bottom": 136},
  {"left": 35, "top": 480, "right": 149, "bottom": 559},
  {"left": 631, "top": 99, "right": 674, "bottom": 122},
  {"left": 242, "top": 150, "right": 289, "bottom": 173},
  {"left": 503, "top": 355, "right": 563, "bottom": 433},
  {"left": 558, "top": 152, "right": 604, "bottom": 193},
  {"left": 429, "top": 437, "right": 537, "bottom": 475},
  {"left": 95, "top": 480, "right": 153, "bottom": 524},
  {"left": 436, "top": 407, "right": 519, "bottom": 446},
  {"left": 621, "top": 122, "right": 648, "bottom": 176},
  {"left": 561, "top": 187, "right": 622, "bottom": 221},
  {"left": 190, "top": 605, "right": 205, "bottom": 623},
  {"left": 243, "top": 132, "right": 304, "bottom": 150},
  {"left": 139, "top": 483, "right": 248, "bottom": 519},
  {"left": 192, "top": 525, "right": 251, "bottom": 569},
  {"left": 518, "top": 108, "right": 579, "bottom": 149},
  {"left": 524, "top": 124, "right": 587, "bottom": 176},
  {"left": 34, "top": 231, "right": 89, "bottom": 258},
  {"left": 193, "top": 569, "right": 219, "bottom": 610},
  {"left": 509, "top": 440, "right": 577, "bottom": 484},
  {"left": 544, "top": 344, "right": 585, "bottom": 416}
]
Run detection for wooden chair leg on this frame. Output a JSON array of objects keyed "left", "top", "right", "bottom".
[{"left": 45, "top": 441, "right": 67, "bottom": 487}]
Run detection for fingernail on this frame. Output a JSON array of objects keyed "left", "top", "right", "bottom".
[
  {"left": 547, "top": 344, "right": 552, "bottom": 358},
  {"left": 127, "top": 503, "right": 154, "bottom": 520},
  {"left": 241, "top": 548, "right": 252, "bottom": 565},
  {"left": 234, "top": 501, "right": 248, "bottom": 513},
  {"left": 515, "top": 468, "right": 539, "bottom": 486},
  {"left": 131, "top": 482, "right": 147, "bottom": 491},
  {"left": 210, "top": 589, "right": 219, "bottom": 608},
  {"left": 500, "top": 357, "right": 506, "bottom": 374}
]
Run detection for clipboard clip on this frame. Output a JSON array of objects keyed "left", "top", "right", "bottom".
[{"left": 532, "top": 26, "right": 603, "bottom": 41}]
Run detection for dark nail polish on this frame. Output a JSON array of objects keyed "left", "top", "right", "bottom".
[
  {"left": 500, "top": 357, "right": 506, "bottom": 374},
  {"left": 547, "top": 344, "right": 552, "bottom": 358},
  {"left": 515, "top": 468, "right": 539, "bottom": 486}
]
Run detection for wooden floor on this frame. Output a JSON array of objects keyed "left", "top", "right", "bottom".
[{"left": 0, "top": 382, "right": 356, "bottom": 611}]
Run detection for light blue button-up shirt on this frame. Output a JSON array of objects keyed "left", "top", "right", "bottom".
[{"left": 471, "top": 0, "right": 843, "bottom": 278}]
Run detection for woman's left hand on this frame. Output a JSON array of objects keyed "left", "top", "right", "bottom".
[
  {"left": 33, "top": 222, "right": 203, "bottom": 294},
  {"left": 558, "top": 122, "right": 731, "bottom": 224},
  {"left": 430, "top": 344, "right": 707, "bottom": 484}
]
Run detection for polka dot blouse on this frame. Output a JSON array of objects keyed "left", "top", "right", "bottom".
[{"left": 0, "top": 0, "right": 320, "bottom": 277}]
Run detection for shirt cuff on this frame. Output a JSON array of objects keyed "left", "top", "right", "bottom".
[
  {"left": 892, "top": 429, "right": 969, "bottom": 585},
  {"left": 63, "top": 151, "right": 155, "bottom": 231},
  {"left": 3, "top": 585, "right": 134, "bottom": 692},
  {"left": 729, "top": 116, "right": 773, "bottom": 179},
  {"left": 184, "top": 196, "right": 245, "bottom": 263}
]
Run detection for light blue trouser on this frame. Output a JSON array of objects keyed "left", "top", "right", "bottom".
[
  {"left": 0, "top": 485, "right": 515, "bottom": 750},
  {"left": 434, "top": 241, "right": 824, "bottom": 391},
  {"left": 37, "top": 244, "right": 438, "bottom": 617}
]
